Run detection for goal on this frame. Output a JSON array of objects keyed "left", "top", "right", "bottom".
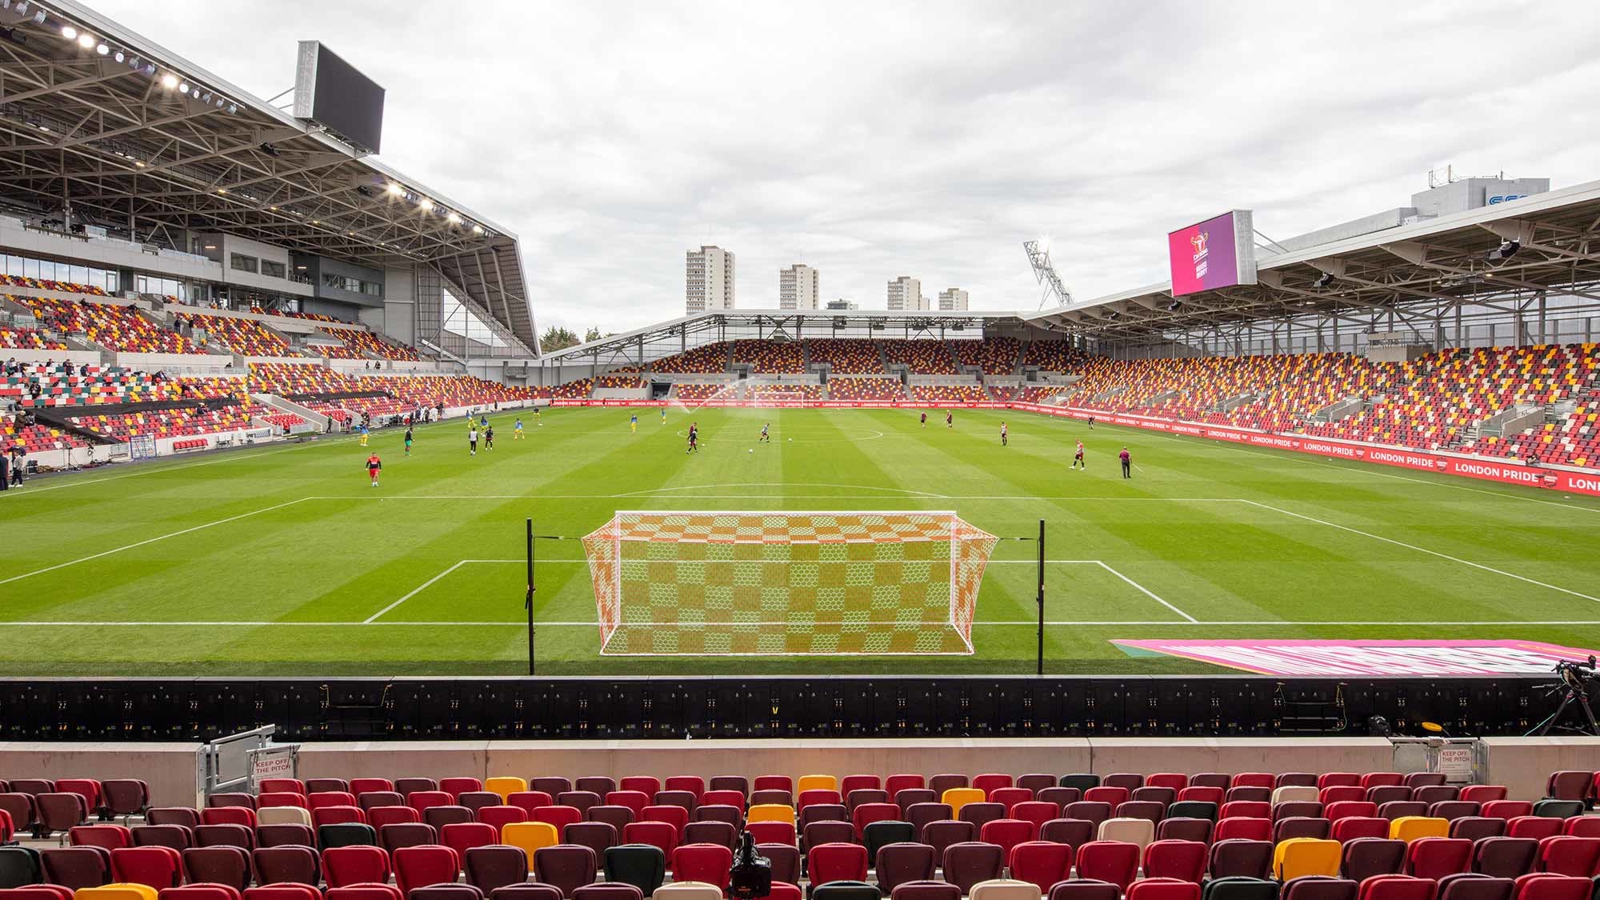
[{"left": 581, "top": 511, "right": 997, "bottom": 656}]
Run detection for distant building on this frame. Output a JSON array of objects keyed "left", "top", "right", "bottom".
[
  {"left": 779, "top": 264, "right": 819, "bottom": 310},
  {"left": 887, "top": 276, "right": 925, "bottom": 311},
  {"left": 938, "top": 288, "right": 969, "bottom": 311},
  {"left": 686, "top": 246, "right": 736, "bottom": 314},
  {"left": 826, "top": 299, "right": 859, "bottom": 310}
]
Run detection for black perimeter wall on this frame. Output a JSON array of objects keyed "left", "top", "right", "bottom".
[{"left": 0, "top": 676, "right": 1564, "bottom": 742}]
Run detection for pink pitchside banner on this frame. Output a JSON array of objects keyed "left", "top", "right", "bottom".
[{"left": 1112, "top": 639, "right": 1599, "bottom": 676}]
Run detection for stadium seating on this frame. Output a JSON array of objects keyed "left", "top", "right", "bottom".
[
  {"left": 65, "top": 403, "right": 260, "bottom": 442},
  {"left": 1466, "top": 395, "right": 1600, "bottom": 468},
  {"left": 9, "top": 769, "right": 1592, "bottom": 900},
  {"left": 951, "top": 337, "right": 1019, "bottom": 375},
  {"left": 21, "top": 298, "right": 206, "bottom": 354},
  {"left": 672, "top": 384, "right": 731, "bottom": 402},
  {"left": 749, "top": 384, "right": 824, "bottom": 401},
  {"left": 910, "top": 384, "right": 990, "bottom": 403},
  {"left": 808, "top": 340, "right": 884, "bottom": 374},
  {"left": 731, "top": 340, "right": 804, "bottom": 374},
  {"left": 881, "top": 340, "right": 959, "bottom": 375},
  {"left": 2, "top": 363, "right": 164, "bottom": 409},
  {"left": 1021, "top": 341, "right": 1090, "bottom": 373},
  {"left": 173, "top": 315, "right": 295, "bottom": 357},
  {"left": 653, "top": 344, "right": 728, "bottom": 374},
  {"left": 1305, "top": 344, "right": 1598, "bottom": 451},
  {"left": 318, "top": 329, "right": 422, "bottom": 362},
  {"left": 0, "top": 326, "right": 69, "bottom": 351},
  {"left": 595, "top": 370, "right": 647, "bottom": 389},
  {"left": 826, "top": 378, "right": 905, "bottom": 401},
  {"left": 0, "top": 273, "right": 109, "bottom": 295}
]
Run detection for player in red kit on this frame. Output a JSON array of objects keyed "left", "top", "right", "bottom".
[{"left": 366, "top": 452, "right": 382, "bottom": 487}]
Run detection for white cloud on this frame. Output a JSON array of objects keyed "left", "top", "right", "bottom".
[{"left": 87, "top": 0, "right": 1600, "bottom": 333}]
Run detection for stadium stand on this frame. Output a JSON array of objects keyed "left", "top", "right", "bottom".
[
  {"left": 173, "top": 314, "right": 295, "bottom": 358},
  {"left": 320, "top": 328, "right": 424, "bottom": 362},
  {"left": 65, "top": 403, "right": 260, "bottom": 442},
  {"left": 826, "top": 378, "right": 906, "bottom": 401},
  {"left": 880, "top": 340, "right": 960, "bottom": 375},
  {"left": 807, "top": 340, "right": 885, "bottom": 375},
  {"left": 2, "top": 363, "right": 165, "bottom": 409},
  {"left": 1021, "top": 341, "right": 1090, "bottom": 373},
  {"left": 911, "top": 384, "right": 990, "bottom": 403},
  {"left": 952, "top": 337, "right": 1020, "bottom": 375},
  {"left": 0, "top": 326, "right": 69, "bottom": 351},
  {"left": 0, "top": 768, "right": 1580, "bottom": 900},
  {"left": 0, "top": 273, "right": 109, "bottom": 295},
  {"left": 1466, "top": 395, "right": 1600, "bottom": 468},
  {"left": 749, "top": 384, "right": 824, "bottom": 401},
  {"left": 20, "top": 298, "right": 207, "bottom": 355},
  {"left": 732, "top": 340, "right": 805, "bottom": 374},
  {"left": 1304, "top": 344, "right": 1599, "bottom": 451},
  {"left": 595, "top": 370, "right": 646, "bottom": 389},
  {"left": 672, "top": 384, "right": 731, "bottom": 402},
  {"left": 363, "top": 375, "right": 540, "bottom": 409},
  {"left": 653, "top": 344, "right": 728, "bottom": 374},
  {"left": 552, "top": 378, "right": 594, "bottom": 400},
  {"left": 2, "top": 413, "right": 87, "bottom": 451}
]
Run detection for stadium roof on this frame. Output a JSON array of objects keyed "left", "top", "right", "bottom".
[
  {"left": 1028, "top": 177, "right": 1600, "bottom": 343},
  {"left": 541, "top": 308, "right": 1029, "bottom": 366},
  {"left": 0, "top": 0, "right": 537, "bottom": 350}
]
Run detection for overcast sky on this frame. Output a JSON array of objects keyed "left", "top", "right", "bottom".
[{"left": 89, "top": 0, "right": 1600, "bottom": 334}]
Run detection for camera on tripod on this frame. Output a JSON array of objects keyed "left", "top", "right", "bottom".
[{"left": 1528, "top": 655, "right": 1600, "bottom": 737}]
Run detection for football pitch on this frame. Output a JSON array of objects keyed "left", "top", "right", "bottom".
[{"left": 2, "top": 405, "right": 1598, "bottom": 676}]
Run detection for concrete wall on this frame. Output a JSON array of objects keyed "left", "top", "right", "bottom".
[
  {"left": 7, "top": 735, "right": 1599, "bottom": 808},
  {"left": 0, "top": 742, "right": 199, "bottom": 808},
  {"left": 1483, "top": 737, "right": 1600, "bottom": 804}
]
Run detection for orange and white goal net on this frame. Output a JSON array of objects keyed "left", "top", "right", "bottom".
[{"left": 581, "top": 511, "right": 997, "bottom": 656}]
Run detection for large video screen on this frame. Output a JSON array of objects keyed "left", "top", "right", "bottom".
[
  {"left": 1167, "top": 210, "right": 1256, "bottom": 296},
  {"left": 293, "top": 41, "right": 385, "bottom": 154}
]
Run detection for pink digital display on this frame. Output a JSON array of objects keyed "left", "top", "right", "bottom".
[{"left": 1168, "top": 211, "right": 1248, "bottom": 296}]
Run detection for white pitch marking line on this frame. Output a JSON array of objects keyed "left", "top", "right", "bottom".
[
  {"left": 364, "top": 560, "right": 471, "bottom": 624},
  {"left": 1094, "top": 560, "right": 1197, "bottom": 622},
  {"left": 6, "top": 619, "right": 1600, "bottom": 627},
  {"left": 1242, "top": 499, "right": 1600, "bottom": 604},
  {"left": 1135, "top": 426, "right": 1600, "bottom": 515},
  {"left": 0, "top": 439, "right": 327, "bottom": 497},
  {"left": 0, "top": 496, "right": 314, "bottom": 586}
]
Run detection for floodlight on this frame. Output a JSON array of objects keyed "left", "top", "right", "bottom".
[
  {"left": 76, "top": 32, "right": 94, "bottom": 48},
  {"left": 387, "top": 183, "right": 404, "bottom": 196},
  {"left": 60, "top": 25, "right": 75, "bottom": 39},
  {"left": 446, "top": 212, "right": 462, "bottom": 224},
  {"left": 95, "top": 43, "right": 108, "bottom": 55},
  {"left": 177, "top": 81, "right": 188, "bottom": 93}
]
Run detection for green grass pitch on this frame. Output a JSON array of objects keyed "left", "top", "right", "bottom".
[{"left": 2, "top": 405, "right": 1598, "bottom": 676}]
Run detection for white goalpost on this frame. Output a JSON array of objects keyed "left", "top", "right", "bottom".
[{"left": 750, "top": 389, "right": 810, "bottom": 408}]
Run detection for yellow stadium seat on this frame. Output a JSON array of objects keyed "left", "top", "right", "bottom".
[
  {"left": 1273, "top": 838, "right": 1340, "bottom": 880},
  {"left": 76, "top": 886, "right": 159, "bottom": 900},
  {"left": 486, "top": 776, "right": 528, "bottom": 801},
  {"left": 1390, "top": 816, "right": 1449, "bottom": 842},
  {"left": 501, "top": 821, "right": 560, "bottom": 868},
  {"left": 746, "top": 804, "right": 796, "bottom": 825},
  {"left": 941, "top": 788, "right": 986, "bottom": 817},
  {"left": 796, "top": 775, "right": 837, "bottom": 794}
]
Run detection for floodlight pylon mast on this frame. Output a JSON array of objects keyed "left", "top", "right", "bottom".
[{"left": 1023, "top": 240, "right": 1073, "bottom": 310}]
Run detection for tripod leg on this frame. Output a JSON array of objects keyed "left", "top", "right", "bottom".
[
  {"left": 1529, "top": 692, "right": 1575, "bottom": 737},
  {"left": 1579, "top": 693, "right": 1600, "bottom": 737}
]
